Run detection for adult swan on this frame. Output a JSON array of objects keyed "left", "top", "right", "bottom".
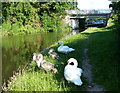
[
  {"left": 64, "top": 58, "right": 83, "bottom": 86},
  {"left": 57, "top": 41, "right": 75, "bottom": 54}
]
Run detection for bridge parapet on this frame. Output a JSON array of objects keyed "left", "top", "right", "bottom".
[
  {"left": 80, "top": 9, "right": 112, "bottom": 14},
  {"left": 66, "top": 9, "right": 112, "bottom": 15}
]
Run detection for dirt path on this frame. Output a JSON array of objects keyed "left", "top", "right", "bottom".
[{"left": 81, "top": 40, "right": 104, "bottom": 91}]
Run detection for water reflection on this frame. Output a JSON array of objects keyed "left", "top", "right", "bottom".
[{"left": 2, "top": 32, "right": 63, "bottom": 84}]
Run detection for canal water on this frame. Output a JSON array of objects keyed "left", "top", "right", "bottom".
[{"left": 2, "top": 31, "right": 64, "bottom": 84}]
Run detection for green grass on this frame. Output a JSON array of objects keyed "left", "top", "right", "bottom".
[
  {"left": 3, "top": 20, "right": 118, "bottom": 91},
  {"left": 3, "top": 32, "right": 87, "bottom": 91},
  {"left": 87, "top": 26, "right": 119, "bottom": 91}
]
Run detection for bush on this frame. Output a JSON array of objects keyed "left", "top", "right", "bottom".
[
  {"left": 2, "top": 2, "right": 73, "bottom": 35},
  {"left": 41, "top": 13, "right": 56, "bottom": 32},
  {"left": 2, "top": 22, "right": 11, "bottom": 32}
]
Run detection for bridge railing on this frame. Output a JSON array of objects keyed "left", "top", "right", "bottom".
[
  {"left": 79, "top": 9, "right": 112, "bottom": 14},
  {"left": 66, "top": 9, "right": 112, "bottom": 15}
]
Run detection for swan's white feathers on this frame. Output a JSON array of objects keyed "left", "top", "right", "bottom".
[
  {"left": 33, "top": 53, "right": 41, "bottom": 67},
  {"left": 57, "top": 41, "right": 75, "bottom": 54},
  {"left": 64, "top": 58, "right": 83, "bottom": 86}
]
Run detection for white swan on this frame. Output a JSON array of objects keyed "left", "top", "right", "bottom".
[
  {"left": 57, "top": 41, "right": 75, "bottom": 54},
  {"left": 33, "top": 53, "right": 58, "bottom": 73},
  {"left": 64, "top": 58, "right": 83, "bottom": 86},
  {"left": 33, "top": 53, "right": 42, "bottom": 67}
]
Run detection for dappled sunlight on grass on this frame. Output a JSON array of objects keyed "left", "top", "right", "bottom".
[
  {"left": 3, "top": 33, "right": 86, "bottom": 91},
  {"left": 3, "top": 21, "right": 118, "bottom": 91},
  {"left": 86, "top": 26, "right": 118, "bottom": 91}
]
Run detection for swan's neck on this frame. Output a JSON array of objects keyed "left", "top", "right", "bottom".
[
  {"left": 60, "top": 42, "right": 64, "bottom": 46},
  {"left": 39, "top": 54, "right": 43, "bottom": 62},
  {"left": 72, "top": 60, "right": 78, "bottom": 67}
]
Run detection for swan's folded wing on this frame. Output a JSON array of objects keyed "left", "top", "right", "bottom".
[
  {"left": 64, "top": 66, "right": 83, "bottom": 86},
  {"left": 42, "top": 61, "right": 55, "bottom": 68},
  {"left": 75, "top": 68, "right": 83, "bottom": 76},
  {"left": 72, "top": 76, "right": 83, "bottom": 86},
  {"left": 64, "top": 66, "right": 73, "bottom": 80}
]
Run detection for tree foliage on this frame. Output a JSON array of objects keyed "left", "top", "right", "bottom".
[
  {"left": 110, "top": 1, "right": 120, "bottom": 47},
  {"left": 110, "top": 1, "right": 120, "bottom": 30},
  {"left": 2, "top": 1, "right": 73, "bottom": 35}
]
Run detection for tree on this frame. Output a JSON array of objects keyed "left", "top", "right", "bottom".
[{"left": 2, "top": 1, "right": 73, "bottom": 35}]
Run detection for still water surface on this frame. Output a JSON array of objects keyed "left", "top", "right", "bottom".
[{"left": 2, "top": 32, "right": 64, "bottom": 84}]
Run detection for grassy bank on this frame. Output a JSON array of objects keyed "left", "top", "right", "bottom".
[
  {"left": 3, "top": 20, "right": 118, "bottom": 91},
  {"left": 2, "top": 31, "right": 87, "bottom": 91}
]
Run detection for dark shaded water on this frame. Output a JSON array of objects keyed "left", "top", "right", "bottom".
[{"left": 2, "top": 32, "right": 64, "bottom": 84}]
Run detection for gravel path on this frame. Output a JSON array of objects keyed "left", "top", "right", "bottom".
[{"left": 82, "top": 48, "right": 104, "bottom": 91}]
